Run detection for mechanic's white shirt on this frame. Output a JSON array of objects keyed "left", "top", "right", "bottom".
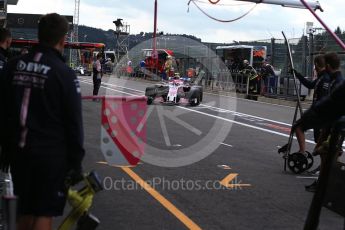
[{"left": 95, "top": 60, "right": 102, "bottom": 72}]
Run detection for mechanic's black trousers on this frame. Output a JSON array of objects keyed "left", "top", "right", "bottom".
[{"left": 93, "top": 75, "right": 101, "bottom": 96}]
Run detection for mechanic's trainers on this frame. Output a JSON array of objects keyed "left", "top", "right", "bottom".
[{"left": 305, "top": 180, "right": 318, "bottom": 193}]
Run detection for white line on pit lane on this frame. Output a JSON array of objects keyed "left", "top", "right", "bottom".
[
  {"left": 220, "top": 142, "right": 233, "bottom": 147},
  {"left": 177, "top": 106, "right": 315, "bottom": 145},
  {"left": 296, "top": 176, "right": 318, "bottom": 179},
  {"left": 79, "top": 79, "right": 136, "bottom": 96},
  {"left": 79, "top": 76, "right": 145, "bottom": 93},
  {"left": 80, "top": 77, "right": 292, "bottom": 126},
  {"left": 200, "top": 104, "right": 291, "bottom": 126},
  {"left": 203, "top": 91, "right": 297, "bottom": 109},
  {"left": 217, "top": 164, "right": 231, "bottom": 169},
  {"left": 79, "top": 79, "right": 315, "bottom": 144},
  {"left": 79, "top": 76, "right": 298, "bottom": 109}
]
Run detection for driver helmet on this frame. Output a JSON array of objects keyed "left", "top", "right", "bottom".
[
  {"left": 243, "top": 59, "right": 249, "bottom": 65},
  {"left": 174, "top": 73, "right": 180, "bottom": 80}
]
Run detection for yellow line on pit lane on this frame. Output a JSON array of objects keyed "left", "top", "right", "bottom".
[
  {"left": 121, "top": 166, "right": 202, "bottom": 230},
  {"left": 81, "top": 80, "right": 200, "bottom": 228}
]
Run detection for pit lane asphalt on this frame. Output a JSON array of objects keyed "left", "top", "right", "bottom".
[{"left": 56, "top": 75, "right": 345, "bottom": 230}]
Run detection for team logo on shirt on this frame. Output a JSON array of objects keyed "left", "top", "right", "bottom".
[
  {"left": 16, "top": 60, "right": 51, "bottom": 75},
  {"left": 17, "top": 60, "right": 26, "bottom": 71}
]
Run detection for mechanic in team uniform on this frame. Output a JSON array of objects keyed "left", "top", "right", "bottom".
[
  {"left": 293, "top": 52, "right": 344, "bottom": 192},
  {"left": 292, "top": 55, "right": 330, "bottom": 190},
  {"left": 0, "top": 28, "right": 12, "bottom": 168},
  {"left": 1, "top": 13, "right": 85, "bottom": 230},
  {"left": 293, "top": 55, "right": 331, "bottom": 143},
  {"left": 0, "top": 28, "right": 12, "bottom": 71},
  {"left": 93, "top": 53, "right": 102, "bottom": 96},
  {"left": 295, "top": 53, "right": 344, "bottom": 154}
]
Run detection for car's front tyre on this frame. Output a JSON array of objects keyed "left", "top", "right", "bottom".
[
  {"left": 189, "top": 93, "right": 200, "bottom": 106},
  {"left": 147, "top": 97, "right": 154, "bottom": 105}
]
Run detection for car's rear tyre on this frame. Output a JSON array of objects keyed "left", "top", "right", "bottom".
[
  {"left": 175, "top": 95, "right": 180, "bottom": 103},
  {"left": 162, "top": 95, "right": 167, "bottom": 102},
  {"left": 145, "top": 86, "right": 157, "bottom": 96}
]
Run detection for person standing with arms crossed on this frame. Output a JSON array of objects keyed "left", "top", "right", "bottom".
[{"left": 1, "top": 13, "right": 85, "bottom": 230}]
